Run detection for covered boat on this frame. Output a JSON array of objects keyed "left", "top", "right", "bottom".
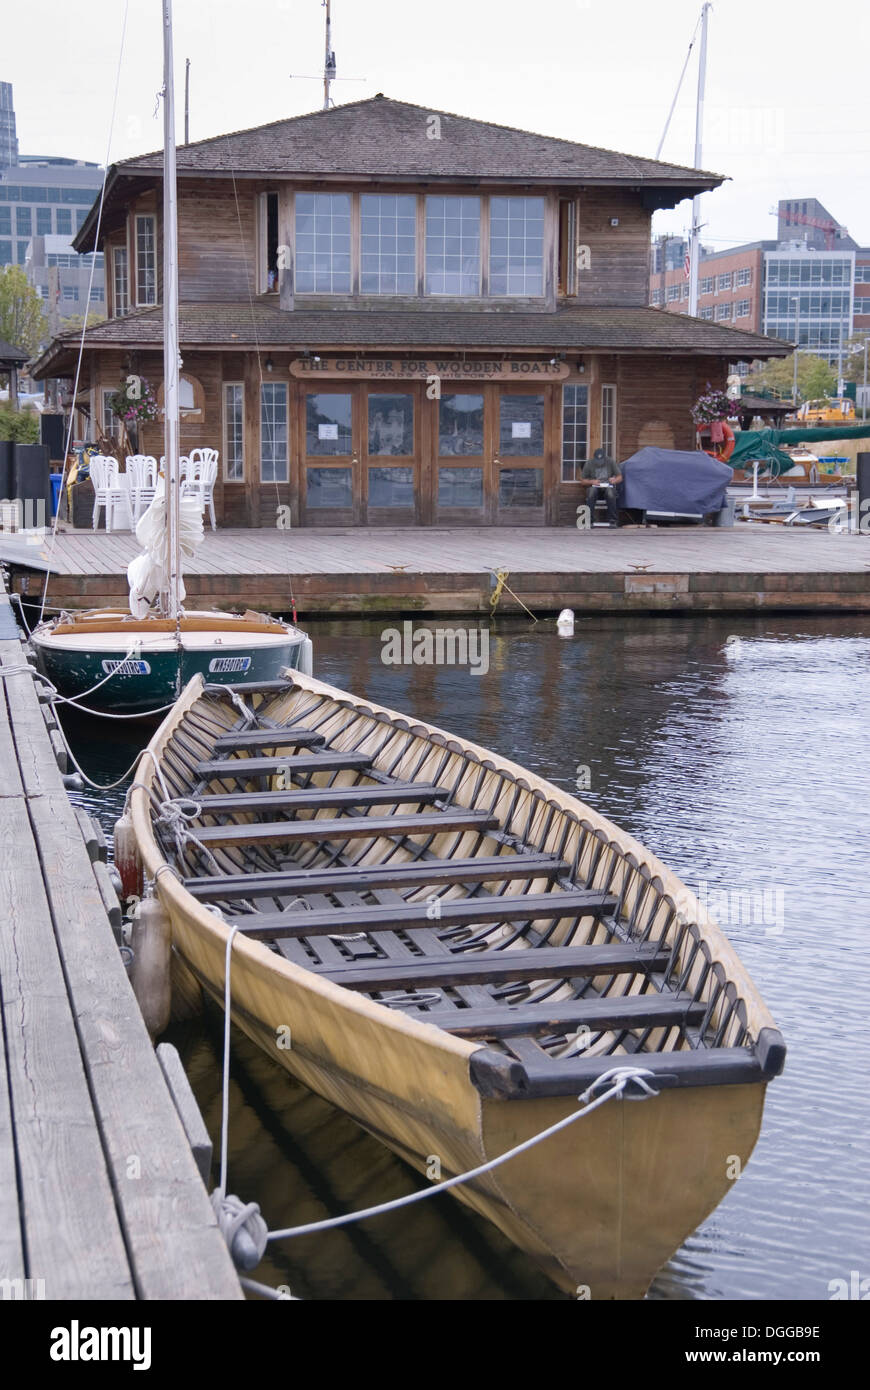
[{"left": 128, "top": 669, "right": 785, "bottom": 1298}]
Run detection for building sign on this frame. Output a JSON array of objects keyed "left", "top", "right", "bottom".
[{"left": 290, "top": 357, "right": 570, "bottom": 381}]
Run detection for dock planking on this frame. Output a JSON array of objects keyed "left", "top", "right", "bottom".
[
  {"left": 0, "top": 591, "right": 241, "bottom": 1300},
  {"left": 4, "top": 524, "right": 870, "bottom": 616}
]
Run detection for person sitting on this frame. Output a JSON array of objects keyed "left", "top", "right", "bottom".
[{"left": 582, "top": 448, "right": 623, "bottom": 527}]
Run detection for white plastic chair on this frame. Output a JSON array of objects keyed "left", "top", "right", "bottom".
[
  {"left": 160, "top": 454, "right": 191, "bottom": 482},
  {"left": 182, "top": 449, "right": 219, "bottom": 530},
  {"left": 126, "top": 455, "right": 158, "bottom": 523},
  {"left": 89, "top": 454, "right": 131, "bottom": 531}
]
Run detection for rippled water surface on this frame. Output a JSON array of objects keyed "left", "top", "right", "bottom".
[{"left": 65, "top": 612, "right": 870, "bottom": 1300}]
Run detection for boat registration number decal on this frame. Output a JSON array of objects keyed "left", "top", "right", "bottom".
[
  {"left": 101, "top": 659, "right": 152, "bottom": 676},
  {"left": 208, "top": 656, "right": 252, "bottom": 674}
]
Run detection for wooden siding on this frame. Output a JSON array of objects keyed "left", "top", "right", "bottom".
[
  {"left": 178, "top": 180, "right": 257, "bottom": 302},
  {"left": 575, "top": 189, "right": 651, "bottom": 307}
]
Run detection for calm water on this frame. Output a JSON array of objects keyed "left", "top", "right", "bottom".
[{"left": 64, "top": 612, "right": 870, "bottom": 1301}]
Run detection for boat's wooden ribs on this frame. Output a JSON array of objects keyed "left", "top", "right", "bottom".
[
  {"left": 228, "top": 890, "right": 617, "bottom": 939},
  {"left": 184, "top": 854, "right": 570, "bottom": 900},
  {"left": 301, "top": 942, "right": 670, "bottom": 990},
  {"left": 192, "top": 810, "right": 500, "bottom": 847},
  {"left": 194, "top": 752, "right": 373, "bottom": 779},
  {"left": 422, "top": 992, "right": 705, "bottom": 1040},
  {"left": 193, "top": 784, "right": 452, "bottom": 814}
]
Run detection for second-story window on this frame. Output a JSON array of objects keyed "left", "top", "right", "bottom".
[
  {"left": 360, "top": 194, "right": 416, "bottom": 294},
  {"left": 295, "top": 193, "right": 351, "bottom": 293},
  {"left": 113, "top": 246, "right": 129, "bottom": 316},
  {"left": 489, "top": 196, "right": 545, "bottom": 296},
  {"left": 136, "top": 214, "right": 156, "bottom": 305},
  {"left": 425, "top": 196, "right": 480, "bottom": 295}
]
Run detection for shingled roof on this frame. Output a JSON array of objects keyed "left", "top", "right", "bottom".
[
  {"left": 30, "top": 303, "right": 790, "bottom": 378},
  {"left": 119, "top": 95, "right": 725, "bottom": 184},
  {"left": 75, "top": 96, "right": 726, "bottom": 252}
]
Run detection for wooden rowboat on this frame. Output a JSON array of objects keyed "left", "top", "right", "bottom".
[{"left": 129, "top": 669, "right": 785, "bottom": 1298}]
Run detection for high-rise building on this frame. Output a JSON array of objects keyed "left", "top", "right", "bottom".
[
  {"left": 1, "top": 155, "right": 106, "bottom": 319},
  {"left": 650, "top": 197, "right": 867, "bottom": 371},
  {"left": 0, "top": 82, "right": 17, "bottom": 167}
]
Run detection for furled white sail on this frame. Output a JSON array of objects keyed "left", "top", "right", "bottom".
[{"left": 127, "top": 477, "right": 204, "bottom": 617}]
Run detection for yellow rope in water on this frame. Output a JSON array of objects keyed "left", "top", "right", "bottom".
[{"left": 488, "top": 568, "right": 538, "bottom": 622}]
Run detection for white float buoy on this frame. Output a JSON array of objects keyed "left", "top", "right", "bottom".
[
  {"left": 556, "top": 607, "right": 575, "bottom": 636},
  {"left": 113, "top": 808, "right": 143, "bottom": 902},
  {"left": 130, "top": 895, "right": 172, "bottom": 1039}
]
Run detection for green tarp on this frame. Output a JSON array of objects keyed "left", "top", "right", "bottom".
[{"left": 730, "top": 424, "right": 870, "bottom": 476}]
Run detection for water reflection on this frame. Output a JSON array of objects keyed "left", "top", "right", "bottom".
[{"left": 61, "top": 613, "right": 870, "bottom": 1300}]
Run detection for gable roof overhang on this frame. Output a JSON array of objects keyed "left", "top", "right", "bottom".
[{"left": 30, "top": 304, "right": 791, "bottom": 380}]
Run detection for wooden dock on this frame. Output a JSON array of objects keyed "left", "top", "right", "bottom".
[
  {"left": 0, "top": 582, "right": 241, "bottom": 1300},
  {"left": 3, "top": 524, "right": 870, "bottom": 615}
]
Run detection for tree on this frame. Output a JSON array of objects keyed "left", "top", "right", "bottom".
[
  {"left": 58, "top": 312, "right": 107, "bottom": 338},
  {"left": 0, "top": 265, "right": 47, "bottom": 359},
  {"left": 747, "top": 352, "right": 836, "bottom": 403},
  {"left": 841, "top": 333, "right": 870, "bottom": 385}
]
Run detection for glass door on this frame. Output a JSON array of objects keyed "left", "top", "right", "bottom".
[
  {"left": 364, "top": 387, "right": 419, "bottom": 525},
  {"left": 493, "top": 388, "right": 546, "bottom": 524},
  {"left": 301, "top": 388, "right": 359, "bottom": 525},
  {"left": 435, "top": 391, "right": 486, "bottom": 523}
]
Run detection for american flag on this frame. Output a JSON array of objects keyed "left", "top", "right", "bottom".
[{"left": 684, "top": 252, "right": 691, "bottom": 279}]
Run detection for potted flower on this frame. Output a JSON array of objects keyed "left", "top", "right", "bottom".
[{"left": 106, "top": 376, "right": 160, "bottom": 454}]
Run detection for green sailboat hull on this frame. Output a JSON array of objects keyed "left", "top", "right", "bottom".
[{"left": 32, "top": 628, "right": 312, "bottom": 715}]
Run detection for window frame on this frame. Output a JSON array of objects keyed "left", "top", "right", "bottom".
[
  {"left": 560, "top": 382, "right": 589, "bottom": 482},
  {"left": 135, "top": 213, "right": 156, "bottom": 306},
  {"left": 360, "top": 192, "right": 417, "bottom": 296},
  {"left": 100, "top": 387, "right": 120, "bottom": 440},
  {"left": 287, "top": 190, "right": 550, "bottom": 302},
  {"left": 600, "top": 383, "right": 616, "bottom": 459},
  {"left": 113, "top": 244, "right": 129, "bottom": 317},
  {"left": 259, "top": 380, "right": 289, "bottom": 483},
  {"left": 222, "top": 382, "right": 245, "bottom": 482},
  {"left": 294, "top": 191, "right": 352, "bottom": 296}
]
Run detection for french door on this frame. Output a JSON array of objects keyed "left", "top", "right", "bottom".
[{"left": 298, "top": 383, "right": 422, "bottom": 525}]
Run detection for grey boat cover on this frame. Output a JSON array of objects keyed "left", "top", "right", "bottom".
[{"left": 619, "top": 447, "right": 732, "bottom": 514}]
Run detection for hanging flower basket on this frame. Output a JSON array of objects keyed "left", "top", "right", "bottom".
[
  {"left": 691, "top": 384, "right": 733, "bottom": 428},
  {"left": 106, "top": 377, "right": 160, "bottom": 432}
]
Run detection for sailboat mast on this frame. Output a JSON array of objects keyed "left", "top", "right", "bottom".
[
  {"left": 162, "top": 0, "right": 182, "bottom": 620},
  {"left": 687, "top": 2, "right": 710, "bottom": 318}
]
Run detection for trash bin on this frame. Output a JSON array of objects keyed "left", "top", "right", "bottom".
[
  {"left": 714, "top": 496, "right": 736, "bottom": 527},
  {"left": 50, "top": 472, "right": 63, "bottom": 516}
]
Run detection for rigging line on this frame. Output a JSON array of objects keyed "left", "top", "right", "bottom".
[
  {"left": 655, "top": 8, "right": 704, "bottom": 161},
  {"left": 224, "top": 144, "right": 297, "bottom": 618},
  {"left": 38, "top": 0, "right": 132, "bottom": 625}
]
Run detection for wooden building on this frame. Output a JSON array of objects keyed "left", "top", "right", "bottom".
[{"left": 31, "top": 96, "right": 788, "bottom": 528}]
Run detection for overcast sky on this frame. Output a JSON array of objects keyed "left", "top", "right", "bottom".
[{"left": 6, "top": 0, "right": 870, "bottom": 250}]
